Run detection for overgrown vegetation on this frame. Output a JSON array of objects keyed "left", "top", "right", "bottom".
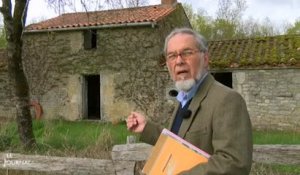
[{"left": 0, "top": 119, "right": 135, "bottom": 159}]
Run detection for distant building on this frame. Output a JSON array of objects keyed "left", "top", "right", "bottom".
[{"left": 208, "top": 35, "right": 300, "bottom": 130}]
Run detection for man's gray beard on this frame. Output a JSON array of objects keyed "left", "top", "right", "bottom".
[
  {"left": 175, "top": 70, "right": 205, "bottom": 92},
  {"left": 172, "top": 54, "right": 207, "bottom": 92},
  {"left": 175, "top": 79, "right": 196, "bottom": 92}
]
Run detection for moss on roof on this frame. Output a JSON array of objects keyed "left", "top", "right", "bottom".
[{"left": 208, "top": 34, "right": 300, "bottom": 69}]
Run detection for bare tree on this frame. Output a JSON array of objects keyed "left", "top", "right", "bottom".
[
  {"left": 46, "top": 0, "right": 149, "bottom": 29},
  {"left": 124, "top": 0, "right": 148, "bottom": 7},
  {"left": 47, "top": 0, "right": 148, "bottom": 12},
  {"left": 47, "top": 0, "right": 74, "bottom": 14},
  {"left": 98, "top": 0, "right": 149, "bottom": 9},
  {"left": 0, "top": 0, "right": 35, "bottom": 148},
  {"left": 217, "top": 0, "right": 247, "bottom": 22},
  {"left": 46, "top": 0, "right": 106, "bottom": 14},
  {"left": 79, "top": 0, "right": 104, "bottom": 11}
]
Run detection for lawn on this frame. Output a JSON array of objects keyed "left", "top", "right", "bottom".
[{"left": 253, "top": 129, "right": 300, "bottom": 144}]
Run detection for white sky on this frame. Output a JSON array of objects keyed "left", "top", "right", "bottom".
[{"left": 26, "top": 0, "right": 300, "bottom": 28}]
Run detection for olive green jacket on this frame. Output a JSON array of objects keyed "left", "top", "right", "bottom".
[{"left": 141, "top": 74, "right": 253, "bottom": 175}]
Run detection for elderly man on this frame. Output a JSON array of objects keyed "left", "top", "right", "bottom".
[{"left": 127, "top": 28, "right": 253, "bottom": 175}]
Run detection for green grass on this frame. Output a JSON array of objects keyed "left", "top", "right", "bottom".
[
  {"left": 1, "top": 120, "right": 300, "bottom": 152},
  {"left": 253, "top": 129, "right": 300, "bottom": 144},
  {"left": 273, "top": 164, "right": 300, "bottom": 174},
  {"left": 33, "top": 120, "right": 130, "bottom": 149},
  {"left": 251, "top": 163, "right": 300, "bottom": 175},
  {"left": 252, "top": 129, "right": 300, "bottom": 175},
  {"left": 0, "top": 119, "right": 136, "bottom": 157}
]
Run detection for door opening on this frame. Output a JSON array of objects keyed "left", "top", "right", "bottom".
[
  {"left": 85, "top": 75, "right": 100, "bottom": 120},
  {"left": 212, "top": 72, "right": 232, "bottom": 88}
]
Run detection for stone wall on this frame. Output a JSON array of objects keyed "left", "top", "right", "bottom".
[
  {"left": 22, "top": 28, "right": 167, "bottom": 121},
  {"left": 19, "top": 4, "right": 190, "bottom": 123},
  {"left": 0, "top": 50, "right": 15, "bottom": 119},
  {"left": 233, "top": 68, "right": 300, "bottom": 130},
  {"left": 0, "top": 71, "right": 15, "bottom": 119}
]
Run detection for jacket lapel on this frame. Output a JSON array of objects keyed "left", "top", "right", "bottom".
[{"left": 178, "top": 74, "right": 215, "bottom": 138}]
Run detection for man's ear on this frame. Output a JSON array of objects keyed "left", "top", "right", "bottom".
[{"left": 204, "top": 52, "right": 209, "bottom": 68}]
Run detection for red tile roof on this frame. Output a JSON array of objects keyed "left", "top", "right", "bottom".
[
  {"left": 208, "top": 34, "right": 300, "bottom": 68},
  {"left": 26, "top": 4, "right": 178, "bottom": 31}
]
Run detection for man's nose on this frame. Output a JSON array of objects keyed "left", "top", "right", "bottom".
[{"left": 175, "top": 53, "right": 184, "bottom": 64}]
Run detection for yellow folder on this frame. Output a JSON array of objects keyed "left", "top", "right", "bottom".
[{"left": 143, "top": 129, "right": 210, "bottom": 175}]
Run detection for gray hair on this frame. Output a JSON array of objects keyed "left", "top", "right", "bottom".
[{"left": 163, "top": 28, "right": 208, "bottom": 56}]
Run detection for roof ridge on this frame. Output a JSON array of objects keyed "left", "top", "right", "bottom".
[
  {"left": 209, "top": 34, "right": 300, "bottom": 42},
  {"left": 59, "top": 4, "right": 167, "bottom": 16}
]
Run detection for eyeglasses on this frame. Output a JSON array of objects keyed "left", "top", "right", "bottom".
[{"left": 166, "top": 49, "right": 200, "bottom": 61}]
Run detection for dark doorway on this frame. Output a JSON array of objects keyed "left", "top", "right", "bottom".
[
  {"left": 212, "top": 72, "right": 232, "bottom": 88},
  {"left": 85, "top": 75, "right": 100, "bottom": 119}
]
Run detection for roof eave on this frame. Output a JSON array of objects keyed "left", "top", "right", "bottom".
[{"left": 24, "top": 21, "right": 157, "bottom": 33}]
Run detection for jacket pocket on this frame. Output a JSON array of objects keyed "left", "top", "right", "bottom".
[
  {"left": 184, "top": 127, "right": 211, "bottom": 151},
  {"left": 184, "top": 127, "right": 208, "bottom": 147}
]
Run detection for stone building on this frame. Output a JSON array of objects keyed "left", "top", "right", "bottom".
[
  {"left": 209, "top": 35, "right": 300, "bottom": 130},
  {"left": 0, "top": 0, "right": 299, "bottom": 130},
  {"left": 0, "top": 0, "right": 190, "bottom": 124}
]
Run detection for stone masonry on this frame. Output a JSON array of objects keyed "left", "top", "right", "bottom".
[
  {"left": 233, "top": 68, "right": 300, "bottom": 130},
  {"left": 16, "top": 4, "right": 190, "bottom": 124}
]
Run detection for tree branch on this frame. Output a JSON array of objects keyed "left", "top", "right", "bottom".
[
  {"left": 0, "top": 0, "right": 13, "bottom": 41},
  {"left": 13, "top": 0, "right": 29, "bottom": 42}
]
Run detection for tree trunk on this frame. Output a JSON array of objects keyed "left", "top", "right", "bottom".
[
  {"left": 7, "top": 42, "right": 36, "bottom": 148},
  {"left": 0, "top": 0, "right": 35, "bottom": 149}
]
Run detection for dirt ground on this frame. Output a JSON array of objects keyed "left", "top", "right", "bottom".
[{"left": 253, "top": 145, "right": 300, "bottom": 165}]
